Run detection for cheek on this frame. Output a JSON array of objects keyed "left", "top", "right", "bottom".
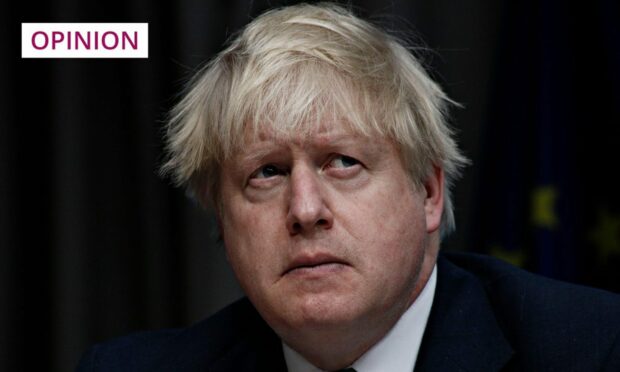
[
  {"left": 341, "top": 176, "right": 425, "bottom": 240},
  {"left": 340, "top": 179, "right": 427, "bottom": 269},
  {"left": 221, "top": 199, "right": 285, "bottom": 283}
]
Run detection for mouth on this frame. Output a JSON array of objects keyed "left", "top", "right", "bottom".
[{"left": 283, "top": 253, "right": 348, "bottom": 276}]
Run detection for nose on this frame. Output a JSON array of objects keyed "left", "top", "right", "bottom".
[{"left": 286, "top": 164, "right": 333, "bottom": 235}]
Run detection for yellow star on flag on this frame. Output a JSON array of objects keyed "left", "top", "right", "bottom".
[
  {"left": 490, "top": 245, "right": 526, "bottom": 267},
  {"left": 589, "top": 209, "right": 620, "bottom": 261},
  {"left": 531, "top": 186, "right": 559, "bottom": 229}
]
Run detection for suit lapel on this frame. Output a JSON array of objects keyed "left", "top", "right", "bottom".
[{"left": 414, "top": 255, "right": 514, "bottom": 372}]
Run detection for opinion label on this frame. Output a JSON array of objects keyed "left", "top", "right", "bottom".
[{"left": 22, "top": 23, "right": 148, "bottom": 58}]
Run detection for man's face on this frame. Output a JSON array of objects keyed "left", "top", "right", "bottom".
[{"left": 218, "top": 121, "right": 443, "bottom": 342}]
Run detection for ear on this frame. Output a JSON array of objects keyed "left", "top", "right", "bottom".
[{"left": 423, "top": 165, "right": 444, "bottom": 233}]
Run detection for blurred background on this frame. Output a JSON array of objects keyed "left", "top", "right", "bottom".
[{"left": 2, "top": 0, "right": 619, "bottom": 370}]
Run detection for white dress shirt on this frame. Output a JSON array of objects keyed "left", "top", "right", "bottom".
[{"left": 283, "top": 264, "right": 437, "bottom": 372}]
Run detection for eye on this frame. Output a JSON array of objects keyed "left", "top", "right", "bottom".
[
  {"left": 250, "top": 164, "right": 285, "bottom": 179},
  {"left": 328, "top": 155, "right": 360, "bottom": 169}
]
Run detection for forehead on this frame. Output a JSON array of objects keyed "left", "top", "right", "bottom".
[{"left": 235, "top": 118, "right": 383, "bottom": 155}]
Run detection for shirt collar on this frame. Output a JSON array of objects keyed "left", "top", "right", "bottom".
[{"left": 283, "top": 264, "right": 438, "bottom": 372}]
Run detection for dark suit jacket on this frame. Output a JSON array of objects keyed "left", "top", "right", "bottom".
[{"left": 76, "top": 252, "right": 620, "bottom": 371}]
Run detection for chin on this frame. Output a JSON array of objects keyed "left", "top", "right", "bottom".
[{"left": 287, "top": 293, "right": 362, "bottom": 328}]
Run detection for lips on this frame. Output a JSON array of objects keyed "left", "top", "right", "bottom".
[{"left": 283, "top": 253, "right": 348, "bottom": 276}]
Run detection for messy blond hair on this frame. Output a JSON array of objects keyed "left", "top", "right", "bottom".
[{"left": 161, "top": 2, "right": 468, "bottom": 236}]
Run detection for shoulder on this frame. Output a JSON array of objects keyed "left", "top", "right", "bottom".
[
  {"left": 439, "top": 251, "right": 620, "bottom": 370},
  {"left": 76, "top": 329, "right": 182, "bottom": 372},
  {"left": 76, "top": 297, "right": 281, "bottom": 372},
  {"left": 441, "top": 251, "right": 620, "bottom": 318}
]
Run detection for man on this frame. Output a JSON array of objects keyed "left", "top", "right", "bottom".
[{"left": 77, "top": 3, "right": 620, "bottom": 371}]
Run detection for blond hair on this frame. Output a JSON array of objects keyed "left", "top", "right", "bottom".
[{"left": 161, "top": 2, "right": 469, "bottom": 236}]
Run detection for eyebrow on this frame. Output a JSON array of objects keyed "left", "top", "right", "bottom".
[
  {"left": 236, "top": 133, "right": 373, "bottom": 162},
  {"left": 236, "top": 145, "right": 283, "bottom": 167}
]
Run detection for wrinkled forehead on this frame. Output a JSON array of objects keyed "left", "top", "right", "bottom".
[
  {"left": 221, "top": 125, "right": 352, "bottom": 169},
  {"left": 242, "top": 117, "right": 372, "bottom": 148}
]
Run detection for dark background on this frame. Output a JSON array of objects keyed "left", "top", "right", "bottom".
[{"left": 2, "top": 0, "right": 619, "bottom": 370}]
